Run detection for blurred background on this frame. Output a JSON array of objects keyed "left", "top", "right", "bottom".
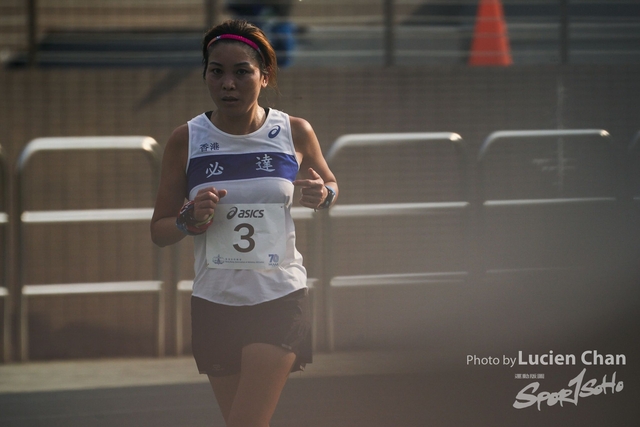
[{"left": 0, "top": 0, "right": 639, "bottom": 373}]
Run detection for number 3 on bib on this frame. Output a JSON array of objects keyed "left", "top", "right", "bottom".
[{"left": 206, "top": 204, "right": 286, "bottom": 269}]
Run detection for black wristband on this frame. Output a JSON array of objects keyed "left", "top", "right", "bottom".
[{"left": 318, "top": 185, "right": 336, "bottom": 209}]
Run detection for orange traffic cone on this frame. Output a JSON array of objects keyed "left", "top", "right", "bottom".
[{"left": 468, "top": 0, "right": 512, "bottom": 66}]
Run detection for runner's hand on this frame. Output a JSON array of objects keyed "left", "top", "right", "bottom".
[
  {"left": 192, "top": 187, "right": 227, "bottom": 222},
  {"left": 293, "top": 168, "right": 326, "bottom": 209}
]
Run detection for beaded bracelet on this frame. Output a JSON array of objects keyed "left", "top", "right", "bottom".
[{"left": 176, "top": 200, "right": 214, "bottom": 236}]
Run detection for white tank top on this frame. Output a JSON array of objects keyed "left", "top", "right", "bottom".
[{"left": 186, "top": 109, "right": 307, "bottom": 306}]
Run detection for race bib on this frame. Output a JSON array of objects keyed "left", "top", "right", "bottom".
[{"left": 206, "top": 203, "right": 286, "bottom": 269}]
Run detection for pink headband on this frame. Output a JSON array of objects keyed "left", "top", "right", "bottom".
[{"left": 207, "top": 34, "right": 264, "bottom": 62}]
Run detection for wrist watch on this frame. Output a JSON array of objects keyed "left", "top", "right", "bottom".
[{"left": 318, "top": 185, "right": 336, "bottom": 209}]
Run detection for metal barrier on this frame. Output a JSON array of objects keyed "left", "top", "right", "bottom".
[
  {"left": 477, "top": 129, "right": 620, "bottom": 277},
  {"left": 0, "top": 144, "right": 9, "bottom": 362},
  {"left": 4, "top": 129, "right": 633, "bottom": 359},
  {"left": 324, "top": 132, "right": 469, "bottom": 351},
  {"left": 16, "top": 137, "right": 163, "bottom": 361},
  {"left": 627, "top": 131, "right": 640, "bottom": 270},
  {"left": 175, "top": 279, "right": 193, "bottom": 356}
]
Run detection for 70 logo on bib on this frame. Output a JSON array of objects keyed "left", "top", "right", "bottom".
[
  {"left": 268, "top": 253, "right": 280, "bottom": 266},
  {"left": 206, "top": 203, "right": 286, "bottom": 270}
]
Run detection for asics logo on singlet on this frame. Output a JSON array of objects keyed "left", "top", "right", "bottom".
[
  {"left": 268, "top": 125, "right": 281, "bottom": 138},
  {"left": 227, "top": 206, "right": 265, "bottom": 219}
]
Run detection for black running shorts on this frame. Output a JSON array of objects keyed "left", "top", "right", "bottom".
[{"left": 191, "top": 289, "right": 312, "bottom": 377}]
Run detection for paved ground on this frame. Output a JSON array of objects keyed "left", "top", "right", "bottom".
[
  {"left": 0, "top": 349, "right": 449, "bottom": 394},
  {"left": 1, "top": 349, "right": 638, "bottom": 426}
]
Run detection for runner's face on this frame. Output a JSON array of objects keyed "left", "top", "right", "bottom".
[{"left": 205, "top": 42, "right": 267, "bottom": 114}]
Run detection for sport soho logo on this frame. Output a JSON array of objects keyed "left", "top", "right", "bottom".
[{"left": 227, "top": 206, "right": 265, "bottom": 219}]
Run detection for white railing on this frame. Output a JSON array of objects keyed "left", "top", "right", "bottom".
[
  {"left": 477, "top": 129, "right": 620, "bottom": 276},
  {"left": 0, "top": 144, "right": 9, "bottom": 362},
  {"left": 2, "top": 128, "right": 637, "bottom": 360},
  {"left": 323, "top": 132, "right": 470, "bottom": 350},
  {"left": 15, "top": 136, "right": 164, "bottom": 361}
]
